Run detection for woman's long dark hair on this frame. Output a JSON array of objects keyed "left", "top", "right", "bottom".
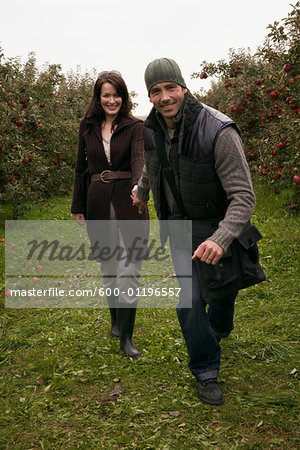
[{"left": 84, "top": 74, "right": 133, "bottom": 131}]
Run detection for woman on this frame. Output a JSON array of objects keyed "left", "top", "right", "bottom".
[{"left": 71, "top": 71, "right": 148, "bottom": 358}]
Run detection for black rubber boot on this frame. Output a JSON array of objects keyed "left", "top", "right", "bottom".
[
  {"left": 109, "top": 307, "right": 120, "bottom": 338},
  {"left": 116, "top": 307, "right": 141, "bottom": 358}
]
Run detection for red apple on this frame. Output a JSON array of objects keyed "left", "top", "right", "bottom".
[
  {"left": 255, "top": 79, "right": 262, "bottom": 85},
  {"left": 277, "top": 142, "right": 286, "bottom": 149},
  {"left": 200, "top": 72, "right": 208, "bottom": 79},
  {"left": 283, "top": 64, "right": 294, "bottom": 73},
  {"left": 269, "top": 91, "right": 279, "bottom": 100},
  {"left": 23, "top": 157, "right": 30, "bottom": 164},
  {"left": 40, "top": 103, "right": 45, "bottom": 108},
  {"left": 16, "top": 120, "right": 25, "bottom": 127},
  {"left": 293, "top": 175, "right": 300, "bottom": 185}
]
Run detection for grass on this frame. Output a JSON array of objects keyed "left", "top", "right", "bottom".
[{"left": 0, "top": 182, "right": 299, "bottom": 449}]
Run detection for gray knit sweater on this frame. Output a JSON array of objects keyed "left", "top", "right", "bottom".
[{"left": 137, "top": 112, "right": 255, "bottom": 253}]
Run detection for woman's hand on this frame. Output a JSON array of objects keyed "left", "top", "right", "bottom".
[
  {"left": 131, "top": 185, "right": 147, "bottom": 214},
  {"left": 74, "top": 213, "right": 86, "bottom": 226}
]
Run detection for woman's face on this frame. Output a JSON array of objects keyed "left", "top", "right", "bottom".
[{"left": 100, "top": 82, "right": 122, "bottom": 119}]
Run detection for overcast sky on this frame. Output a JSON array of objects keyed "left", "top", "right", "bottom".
[{"left": 1, "top": 0, "right": 296, "bottom": 116}]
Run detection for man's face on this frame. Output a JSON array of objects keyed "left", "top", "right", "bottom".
[{"left": 149, "top": 82, "right": 187, "bottom": 127}]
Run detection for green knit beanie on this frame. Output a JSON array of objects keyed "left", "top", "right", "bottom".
[{"left": 144, "top": 58, "right": 187, "bottom": 95}]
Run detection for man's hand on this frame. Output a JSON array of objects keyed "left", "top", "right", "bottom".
[
  {"left": 74, "top": 213, "right": 86, "bottom": 226},
  {"left": 192, "top": 239, "right": 224, "bottom": 265},
  {"left": 131, "top": 185, "right": 147, "bottom": 214}
]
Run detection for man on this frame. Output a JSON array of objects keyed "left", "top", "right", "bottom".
[{"left": 132, "top": 58, "right": 255, "bottom": 405}]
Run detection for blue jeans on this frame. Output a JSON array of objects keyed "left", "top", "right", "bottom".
[{"left": 171, "top": 245, "right": 237, "bottom": 381}]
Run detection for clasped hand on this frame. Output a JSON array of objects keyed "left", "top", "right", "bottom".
[{"left": 131, "top": 185, "right": 147, "bottom": 214}]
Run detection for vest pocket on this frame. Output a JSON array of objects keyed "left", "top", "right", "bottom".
[{"left": 178, "top": 156, "right": 216, "bottom": 182}]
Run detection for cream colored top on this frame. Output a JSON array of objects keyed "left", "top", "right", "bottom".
[{"left": 102, "top": 138, "right": 111, "bottom": 164}]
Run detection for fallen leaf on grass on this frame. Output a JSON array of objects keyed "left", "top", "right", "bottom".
[
  {"left": 289, "top": 368, "right": 298, "bottom": 376},
  {"left": 161, "top": 414, "right": 169, "bottom": 419},
  {"left": 178, "top": 422, "right": 186, "bottom": 428},
  {"left": 36, "top": 378, "right": 44, "bottom": 386},
  {"left": 169, "top": 411, "right": 181, "bottom": 417},
  {"left": 113, "top": 378, "right": 120, "bottom": 383},
  {"left": 109, "top": 385, "right": 125, "bottom": 396}
]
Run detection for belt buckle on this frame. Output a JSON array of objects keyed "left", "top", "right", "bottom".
[{"left": 100, "top": 170, "right": 112, "bottom": 183}]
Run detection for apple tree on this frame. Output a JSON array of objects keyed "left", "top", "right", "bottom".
[
  {"left": 0, "top": 51, "right": 94, "bottom": 216},
  {"left": 193, "top": 2, "right": 299, "bottom": 211}
]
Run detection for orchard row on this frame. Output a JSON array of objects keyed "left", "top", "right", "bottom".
[{"left": 1, "top": 3, "right": 299, "bottom": 216}]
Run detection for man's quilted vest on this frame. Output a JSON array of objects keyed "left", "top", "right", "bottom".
[{"left": 143, "top": 104, "right": 240, "bottom": 221}]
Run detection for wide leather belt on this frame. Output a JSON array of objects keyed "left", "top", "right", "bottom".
[{"left": 91, "top": 170, "right": 132, "bottom": 183}]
